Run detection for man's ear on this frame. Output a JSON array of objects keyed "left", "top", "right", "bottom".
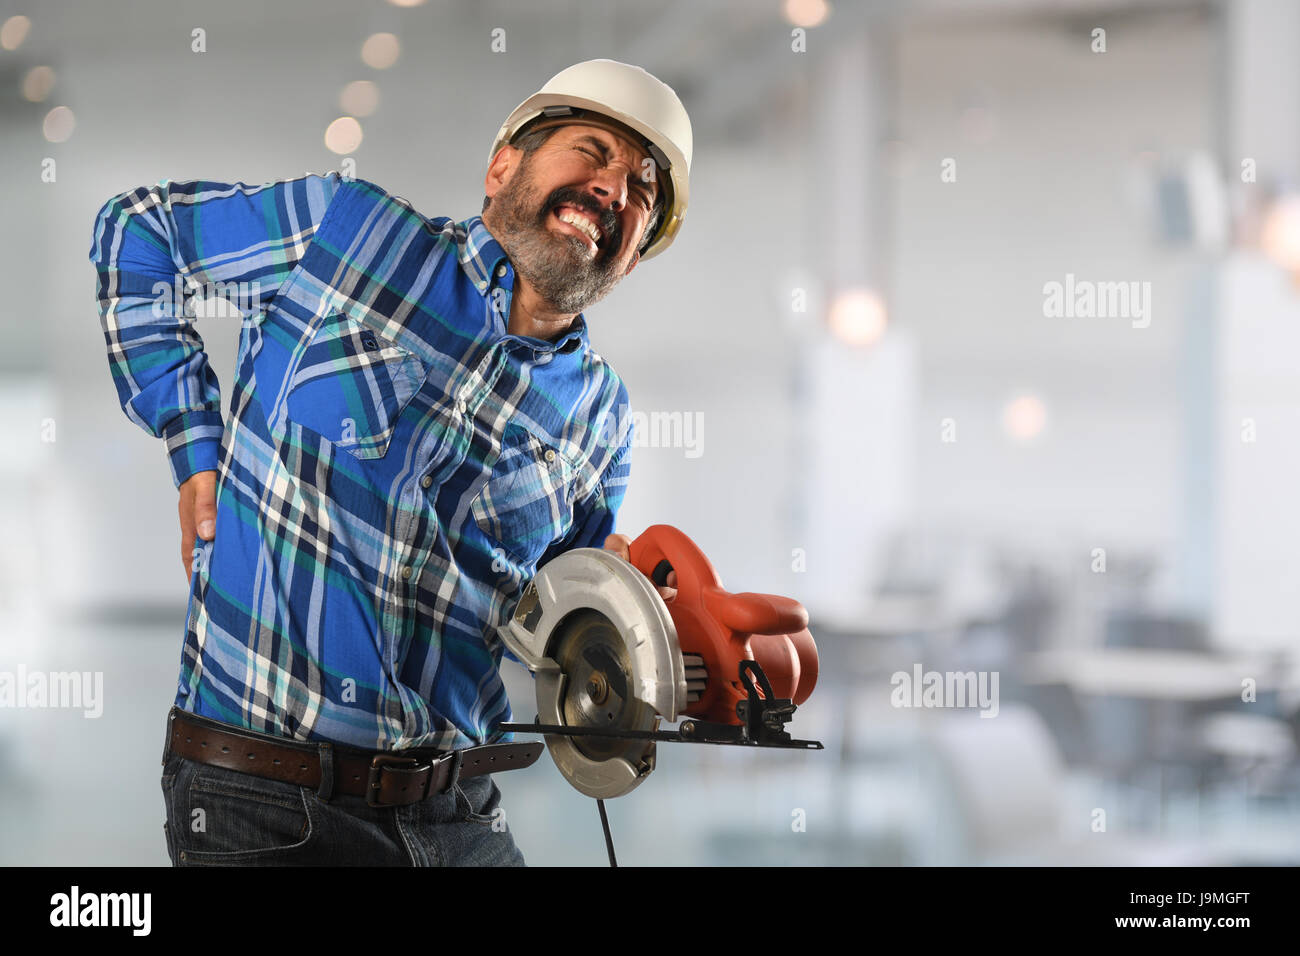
[
  {"left": 484, "top": 145, "right": 520, "bottom": 202},
  {"left": 623, "top": 250, "right": 640, "bottom": 277}
]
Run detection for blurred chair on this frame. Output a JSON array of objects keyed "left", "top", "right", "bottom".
[
  {"left": 1091, "top": 611, "right": 1213, "bottom": 786},
  {"left": 1019, "top": 681, "right": 1092, "bottom": 767},
  {"left": 921, "top": 705, "right": 1217, "bottom": 865},
  {"left": 1192, "top": 710, "right": 1297, "bottom": 797}
]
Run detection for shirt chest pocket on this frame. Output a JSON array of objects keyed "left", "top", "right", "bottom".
[
  {"left": 471, "top": 423, "right": 577, "bottom": 569},
  {"left": 267, "top": 311, "right": 428, "bottom": 459}
]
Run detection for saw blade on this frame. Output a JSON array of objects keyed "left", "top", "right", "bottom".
[{"left": 549, "top": 608, "right": 658, "bottom": 766}]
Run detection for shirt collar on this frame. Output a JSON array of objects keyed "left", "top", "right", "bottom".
[
  {"left": 458, "top": 215, "right": 589, "bottom": 355},
  {"left": 459, "top": 215, "right": 510, "bottom": 296}
]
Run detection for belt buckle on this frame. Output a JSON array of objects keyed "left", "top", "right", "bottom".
[
  {"left": 366, "top": 754, "right": 422, "bottom": 808},
  {"left": 366, "top": 751, "right": 463, "bottom": 807}
]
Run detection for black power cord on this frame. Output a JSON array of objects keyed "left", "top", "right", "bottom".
[{"left": 596, "top": 799, "right": 618, "bottom": 867}]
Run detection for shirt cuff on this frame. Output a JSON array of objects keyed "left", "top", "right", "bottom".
[{"left": 161, "top": 410, "right": 225, "bottom": 489}]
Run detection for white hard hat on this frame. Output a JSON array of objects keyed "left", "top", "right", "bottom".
[{"left": 489, "top": 59, "right": 693, "bottom": 260}]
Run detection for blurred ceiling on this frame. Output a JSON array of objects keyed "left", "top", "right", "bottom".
[{"left": 0, "top": 0, "right": 1207, "bottom": 142}]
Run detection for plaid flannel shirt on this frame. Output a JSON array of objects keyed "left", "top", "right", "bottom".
[{"left": 89, "top": 172, "right": 634, "bottom": 750}]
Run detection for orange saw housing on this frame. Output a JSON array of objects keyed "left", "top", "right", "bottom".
[{"left": 627, "top": 524, "right": 819, "bottom": 726}]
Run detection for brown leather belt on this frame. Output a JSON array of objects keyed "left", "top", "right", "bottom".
[{"left": 164, "top": 706, "right": 544, "bottom": 808}]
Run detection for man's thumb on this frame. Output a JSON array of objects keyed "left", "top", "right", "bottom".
[{"left": 196, "top": 489, "right": 217, "bottom": 540}]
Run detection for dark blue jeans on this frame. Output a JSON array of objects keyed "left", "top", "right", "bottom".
[{"left": 160, "top": 748, "right": 526, "bottom": 866}]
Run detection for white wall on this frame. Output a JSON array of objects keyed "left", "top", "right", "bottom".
[{"left": 893, "top": 14, "right": 1213, "bottom": 570}]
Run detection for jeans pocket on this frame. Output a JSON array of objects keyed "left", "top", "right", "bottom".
[
  {"left": 175, "top": 765, "right": 316, "bottom": 865},
  {"left": 161, "top": 751, "right": 181, "bottom": 790},
  {"left": 455, "top": 776, "right": 504, "bottom": 828}
]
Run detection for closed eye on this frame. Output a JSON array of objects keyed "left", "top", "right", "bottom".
[
  {"left": 575, "top": 145, "right": 655, "bottom": 208},
  {"left": 629, "top": 179, "right": 653, "bottom": 208}
]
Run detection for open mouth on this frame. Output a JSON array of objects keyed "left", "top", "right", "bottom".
[{"left": 550, "top": 204, "right": 605, "bottom": 254}]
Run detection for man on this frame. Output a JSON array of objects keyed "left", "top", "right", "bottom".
[{"left": 88, "top": 59, "right": 691, "bottom": 866}]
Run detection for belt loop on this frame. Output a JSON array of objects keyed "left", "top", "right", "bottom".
[
  {"left": 162, "top": 707, "right": 178, "bottom": 766},
  {"left": 316, "top": 742, "right": 335, "bottom": 802},
  {"left": 439, "top": 749, "right": 464, "bottom": 796}
]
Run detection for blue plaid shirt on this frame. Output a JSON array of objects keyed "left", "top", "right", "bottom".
[{"left": 89, "top": 172, "right": 634, "bottom": 751}]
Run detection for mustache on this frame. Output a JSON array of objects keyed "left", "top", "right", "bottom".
[{"left": 540, "top": 191, "right": 619, "bottom": 251}]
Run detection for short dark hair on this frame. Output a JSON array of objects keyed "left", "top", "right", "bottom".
[
  {"left": 483, "top": 123, "right": 666, "bottom": 256},
  {"left": 481, "top": 124, "right": 561, "bottom": 215},
  {"left": 640, "top": 191, "right": 665, "bottom": 256}
]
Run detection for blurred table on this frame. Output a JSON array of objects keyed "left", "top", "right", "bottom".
[{"left": 1022, "top": 648, "right": 1277, "bottom": 701}]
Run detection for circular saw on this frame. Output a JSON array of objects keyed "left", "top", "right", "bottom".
[{"left": 498, "top": 525, "right": 821, "bottom": 800}]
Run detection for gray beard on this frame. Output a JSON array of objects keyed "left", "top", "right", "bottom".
[{"left": 487, "top": 180, "right": 625, "bottom": 316}]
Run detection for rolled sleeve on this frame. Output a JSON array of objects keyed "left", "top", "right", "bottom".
[{"left": 88, "top": 173, "right": 342, "bottom": 488}]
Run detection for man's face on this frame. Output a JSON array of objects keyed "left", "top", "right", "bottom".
[{"left": 482, "top": 122, "right": 660, "bottom": 315}]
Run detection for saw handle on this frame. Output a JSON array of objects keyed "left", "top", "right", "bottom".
[
  {"left": 649, "top": 559, "right": 675, "bottom": 589},
  {"left": 628, "top": 524, "right": 819, "bottom": 717},
  {"left": 630, "top": 526, "right": 808, "bottom": 634},
  {"left": 628, "top": 524, "right": 723, "bottom": 600},
  {"left": 704, "top": 590, "right": 808, "bottom": 635}
]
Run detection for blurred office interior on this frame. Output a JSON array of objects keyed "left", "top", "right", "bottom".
[{"left": 0, "top": 0, "right": 1297, "bottom": 864}]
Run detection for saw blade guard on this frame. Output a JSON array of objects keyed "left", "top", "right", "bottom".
[{"left": 498, "top": 547, "right": 686, "bottom": 799}]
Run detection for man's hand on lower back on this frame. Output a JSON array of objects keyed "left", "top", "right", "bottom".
[
  {"left": 178, "top": 470, "right": 218, "bottom": 585},
  {"left": 602, "top": 533, "right": 678, "bottom": 602}
]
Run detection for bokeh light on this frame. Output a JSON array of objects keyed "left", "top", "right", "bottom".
[
  {"left": 324, "top": 116, "right": 363, "bottom": 154},
  {"left": 339, "top": 80, "right": 380, "bottom": 118},
  {"left": 1260, "top": 194, "right": 1300, "bottom": 271},
  {"left": 828, "top": 288, "right": 887, "bottom": 347},
  {"left": 361, "top": 33, "right": 400, "bottom": 70},
  {"left": 1002, "top": 394, "right": 1048, "bottom": 442},
  {"left": 0, "top": 15, "right": 31, "bottom": 51},
  {"left": 783, "top": 0, "right": 830, "bottom": 29},
  {"left": 42, "top": 105, "right": 75, "bottom": 143},
  {"left": 22, "top": 65, "right": 55, "bottom": 103}
]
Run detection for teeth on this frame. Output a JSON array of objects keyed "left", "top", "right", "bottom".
[
  {"left": 557, "top": 208, "right": 602, "bottom": 247},
  {"left": 558, "top": 210, "right": 600, "bottom": 245}
]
